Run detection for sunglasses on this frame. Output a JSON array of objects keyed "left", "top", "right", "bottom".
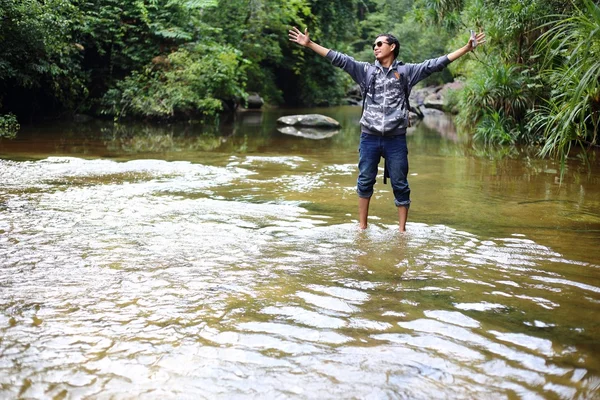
[{"left": 372, "top": 41, "right": 390, "bottom": 50}]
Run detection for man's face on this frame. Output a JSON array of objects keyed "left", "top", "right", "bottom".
[{"left": 373, "top": 36, "right": 394, "bottom": 60}]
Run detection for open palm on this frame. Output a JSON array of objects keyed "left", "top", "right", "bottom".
[{"left": 289, "top": 27, "right": 310, "bottom": 47}]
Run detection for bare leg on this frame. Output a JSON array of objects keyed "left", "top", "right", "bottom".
[
  {"left": 398, "top": 206, "right": 408, "bottom": 232},
  {"left": 358, "top": 197, "right": 371, "bottom": 229}
]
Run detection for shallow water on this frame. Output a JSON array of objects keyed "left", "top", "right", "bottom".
[{"left": 1, "top": 107, "right": 599, "bottom": 399}]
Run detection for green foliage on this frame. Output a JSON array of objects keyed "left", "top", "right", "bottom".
[
  {"left": 102, "top": 44, "right": 247, "bottom": 120},
  {"left": 0, "top": 0, "right": 86, "bottom": 114},
  {"left": 311, "top": 0, "right": 361, "bottom": 44},
  {"left": 0, "top": 113, "right": 19, "bottom": 139},
  {"left": 456, "top": 57, "right": 536, "bottom": 137},
  {"left": 74, "top": 0, "right": 218, "bottom": 92},
  {"left": 291, "top": 0, "right": 364, "bottom": 105},
  {"left": 528, "top": 0, "right": 600, "bottom": 165},
  {"left": 473, "top": 109, "right": 515, "bottom": 145},
  {"left": 356, "top": 0, "right": 411, "bottom": 45},
  {"left": 411, "top": 0, "right": 465, "bottom": 30},
  {"left": 465, "top": 0, "right": 555, "bottom": 64},
  {"left": 200, "top": 0, "right": 310, "bottom": 105},
  {"left": 442, "top": 0, "right": 596, "bottom": 170},
  {"left": 294, "top": 57, "right": 348, "bottom": 106}
]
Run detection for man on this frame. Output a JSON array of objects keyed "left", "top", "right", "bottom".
[{"left": 288, "top": 27, "right": 485, "bottom": 231}]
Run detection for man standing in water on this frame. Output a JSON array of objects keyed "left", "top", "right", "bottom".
[{"left": 288, "top": 27, "right": 485, "bottom": 231}]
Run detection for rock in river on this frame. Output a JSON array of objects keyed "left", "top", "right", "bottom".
[{"left": 277, "top": 114, "right": 340, "bottom": 128}]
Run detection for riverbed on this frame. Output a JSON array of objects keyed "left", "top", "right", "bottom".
[{"left": 1, "top": 107, "right": 599, "bottom": 398}]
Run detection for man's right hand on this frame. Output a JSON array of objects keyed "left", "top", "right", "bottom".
[{"left": 288, "top": 27, "right": 311, "bottom": 47}]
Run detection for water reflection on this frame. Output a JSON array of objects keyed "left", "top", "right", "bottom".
[
  {"left": 104, "top": 126, "right": 228, "bottom": 153},
  {"left": 0, "top": 155, "right": 599, "bottom": 398},
  {"left": 277, "top": 126, "right": 340, "bottom": 139}
]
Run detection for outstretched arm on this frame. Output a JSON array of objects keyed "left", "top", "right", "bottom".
[
  {"left": 448, "top": 31, "right": 486, "bottom": 61},
  {"left": 288, "top": 27, "right": 330, "bottom": 57},
  {"left": 405, "top": 31, "right": 487, "bottom": 86}
]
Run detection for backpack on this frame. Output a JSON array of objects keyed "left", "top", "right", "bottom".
[{"left": 360, "top": 62, "right": 412, "bottom": 185}]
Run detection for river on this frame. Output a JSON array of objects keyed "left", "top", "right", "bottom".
[{"left": 1, "top": 107, "right": 599, "bottom": 399}]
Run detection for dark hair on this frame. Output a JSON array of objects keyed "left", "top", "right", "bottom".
[{"left": 376, "top": 33, "right": 400, "bottom": 59}]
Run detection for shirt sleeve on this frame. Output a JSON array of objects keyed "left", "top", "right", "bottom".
[
  {"left": 404, "top": 55, "right": 451, "bottom": 88},
  {"left": 325, "top": 50, "right": 371, "bottom": 87}
]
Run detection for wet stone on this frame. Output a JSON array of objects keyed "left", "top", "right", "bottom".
[{"left": 277, "top": 114, "right": 341, "bottom": 128}]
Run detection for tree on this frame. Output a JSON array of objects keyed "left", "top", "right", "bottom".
[{"left": 0, "top": 0, "right": 85, "bottom": 120}]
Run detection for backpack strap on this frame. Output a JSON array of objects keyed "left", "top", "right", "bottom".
[
  {"left": 361, "top": 65, "right": 377, "bottom": 117},
  {"left": 396, "top": 63, "right": 411, "bottom": 122}
]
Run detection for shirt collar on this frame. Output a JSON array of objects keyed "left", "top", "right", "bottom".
[{"left": 375, "top": 59, "right": 399, "bottom": 70}]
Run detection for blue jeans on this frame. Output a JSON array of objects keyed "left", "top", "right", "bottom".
[{"left": 357, "top": 133, "right": 411, "bottom": 207}]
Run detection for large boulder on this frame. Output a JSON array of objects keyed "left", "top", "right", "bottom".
[
  {"left": 246, "top": 92, "right": 264, "bottom": 109},
  {"left": 423, "top": 93, "right": 446, "bottom": 111},
  {"left": 277, "top": 114, "right": 340, "bottom": 128},
  {"left": 422, "top": 81, "right": 465, "bottom": 113},
  {"left": 410, "top": 86, "right": 439, "bottom": 107},
  {"left": 346, "top": 84, "right": 363, "bottom": 105}
]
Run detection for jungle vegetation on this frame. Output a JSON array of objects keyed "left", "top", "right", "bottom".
[{"left": 0, "top": 0, "right": 598, "bottom": 163}]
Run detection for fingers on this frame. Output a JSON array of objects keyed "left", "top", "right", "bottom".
[
  {"left": 304, "top": 27, "right": 310, "bottom": 41},
  {"left": 288, "top": 26, "right": 303, "bottom": 41},
  {"left": 288, "top": 26, "right": 300, "bottom": 41},
  {"left": 475, "top": 32, "right": 486, "bottom": 47},
  {"left": 288, "top": 26, "right": 310, "bottom": 45},
  {"left": 468, "top": 31, "right": 487, "bottom": 49}
]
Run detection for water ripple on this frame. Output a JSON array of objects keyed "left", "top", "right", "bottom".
[{"left": 1, "top": 157, "right": 599, "bottom": 399}]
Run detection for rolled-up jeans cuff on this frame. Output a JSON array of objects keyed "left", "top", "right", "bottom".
[
  {"left": 395, "top": 199, "right": 411, "bottom": 208},
  {"left": 357, "top": 190, "right": 373, "bottom": 199}
]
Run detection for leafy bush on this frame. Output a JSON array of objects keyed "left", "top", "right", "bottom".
[
  {"left": 102, "top": 44, "right": 247, "bottom": 120},
  {"left": 0, "top": 113, "right": 19, "bottom": 139},
  {"left": 528, "top": 0, "right": 600, "bottom": 164},
  {"left": 455, "top": 57, "right": 537, "bottom": 141},
  {"left": 473, "top": 109, "right": 515, "bottom": 145}
]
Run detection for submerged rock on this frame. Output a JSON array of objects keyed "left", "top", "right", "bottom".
[
  {"left": 277, "top": 114, "right": 340, "bottom": 128},
  {"left": 277, "top": 126, "right": 340, "bottom": 140}
]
